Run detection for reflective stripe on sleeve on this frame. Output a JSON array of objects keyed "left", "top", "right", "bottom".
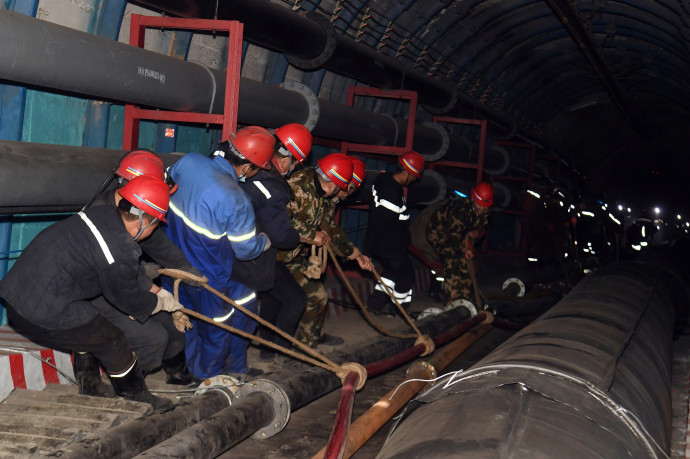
[
  {"left": 78, "top": 212, "right": 115, "bottom": 265},
  {"left": 253, "top": 181, "right": 272, "bottom": 200},
  {"left": 169, "top": 202, "right": 226, "bottom": 240},
  {"left": 372, "top": 186, "right": 409, "bottom": 221}
]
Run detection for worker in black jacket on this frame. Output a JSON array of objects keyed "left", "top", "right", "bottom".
[
  {"left": 86, "top": 150, "right": 201, "bottom": 388},
  {"left": 364, "top": 151, "right": 425, "bottom": 314},
  {"left": 0, "top": 176, "right": 179, "bottom": 409},
  {"left": 239, "top": 123, "right": 312, "bottom": 362}
]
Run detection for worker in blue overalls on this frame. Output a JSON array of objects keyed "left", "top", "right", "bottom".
[{"left": 162, "top": 126, "right": 275, "bottom": 379}]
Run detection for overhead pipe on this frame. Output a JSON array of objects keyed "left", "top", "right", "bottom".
[
  {"left": 130, "top": 0, "right": 517, "bottom": 137},
  {"left": 377, "top": 261, "right": 688, "bottom": 458}
]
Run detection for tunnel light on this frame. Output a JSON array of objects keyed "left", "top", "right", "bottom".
[
  {"left": 527, "top": 257, "right": 538, "bottom": 262},
  {"left": 557, "top": 190, "right": 565, "bottom": 198},
  {"left": 632, "top": 244, "right": 642, "bottom": 251},
  {"left": 527, "top": 190, "right": 541, "bottom": 199},
  {"left": 430, "top": 270, "right": 436, "bottom": 275},
  {"left": 627, "top": 207, "right": 631, "bottom": 213},
  {"left": 559, "top": 201, "right": 564, "bottom": 207},
  {"left": 640, "top": 241, "right": 648, "bottom": 247},
  {"left": 583, "top": 268, "right": 593, "bottom": 274},
  {"left": 583, "top": 248, "right": 590, "bottom": 253},
  {"left": 618, "top": 205, "right": 623, "bottom": 211},
  {"left": 564, "top": 252, "right": 569, "bottom": 258},
  {"left": 677, "top": 214, "right": 682, "bottom": 220},
  {"left": 582, "top": 211, "right": 595, "bottom": 217},
  {"left": 569, "top": 204, "right": 575, "bottom": 211},
  {"left": 609, "top": 213, "right": 621, "bottom": 225},
  {"left": 641, "top": 226, "right": 646, "bottom": 238},
  {"left": 435, "top": 277, "right": 445, "bottom": 282},
  {"left": 453, "top": 190, "right": 467, "bottom": 198},
  {"left": 654, "top": 207, "right": 661, "bottom": 215}
]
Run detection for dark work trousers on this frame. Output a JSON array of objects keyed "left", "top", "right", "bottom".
[
  {"left": 92, "top": 296, "right": 185, "bottom": 373},
  {"left": 5, "top": 303, "right": 134, "bottom": 374},
  {"left": 367, "top": 252, "right": 416, "bottom": 311},
  {"left": 259, "top": 262, "right": 307, "bottom": 351}
]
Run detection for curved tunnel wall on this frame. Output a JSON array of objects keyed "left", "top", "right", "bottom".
[{"left": 378, "top": 261, "right": 686, "bottom": 458}]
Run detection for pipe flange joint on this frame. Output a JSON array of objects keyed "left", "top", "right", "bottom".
[
  {"left": 236, "top": 378, "right": 291, "bottom": 440},
  {"left": 194, "top": 374, "right": 242, "bottom": 405},
  {"left": 279, "top": 81, "right": 320, "bottom": 132},
  {"left": 286, "top": 11, "right": 337, "bottom": 71},
  {"left": 421, "top": 85, "right": 458, "bottom": 115},
  {"left": 407, "top": 361, "right": 437, "bottom": 383},
  {"left": 421, "top": 122, "right": 450, "bottom": 162}
]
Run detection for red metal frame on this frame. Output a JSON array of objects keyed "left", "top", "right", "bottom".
[
  {"left": 340, "top": 87, "right": 418, "bottom": 156},
  {"left": 123, "top": 15, "right": 243, "bottom": 149},
  {"left": 430, "top": 116, "right": 487, "bottom": 184}
]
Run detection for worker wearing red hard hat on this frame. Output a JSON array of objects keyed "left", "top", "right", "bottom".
[
  {"left": 363, "top": 150, "right": 425, "bottom": 315},
  {"left": 161, "top": 126, "right": 275, "bottom": 380},
  {"left": 0, "top": 176, "right": 177, "bottom": 410},
  {"left": 81, "top": 149, "right": 203, "bottom": 393},
  {"left": 427, "top": 182, "right": 493, "bottom": 317},
  {"left": 277, "top": 152, "right": 355, "bottom": 348},
  {"left": 237, "top": 123, "right": 313, "bottom": 362}
]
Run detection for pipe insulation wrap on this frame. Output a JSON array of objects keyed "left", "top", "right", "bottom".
[
  {"left": 377, "top": 261, "right": 686, "bottom": 458},
  {"left": 0, "top": 9, "right": 457, "bottom": 160}
]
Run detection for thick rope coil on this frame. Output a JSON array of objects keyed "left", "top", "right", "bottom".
[
  {"left": 414, "top": 334, "right": 435, "bottom": 357},
  {"left": 305, "top": 244, "right": 326, "bottom": 279},
  {"left": 335, "top": 362, "right": 367, "bottom": 391}
]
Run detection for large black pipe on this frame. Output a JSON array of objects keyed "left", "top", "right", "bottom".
[
  {"left": 377, "top": 261, "right": 686, "bottom": 458},
  {"left": 0, "top": 9, "right": 458, "bottom": 159}
]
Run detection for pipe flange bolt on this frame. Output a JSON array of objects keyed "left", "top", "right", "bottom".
[
  {"left": 236, "top": 379, "right": 291, "bottom": 439},
  {"left": 279, "top": 81, "right": 320, "bottom": 132},
  {"left": 194, "top": 374, "right": 242, "bottom": 405}
]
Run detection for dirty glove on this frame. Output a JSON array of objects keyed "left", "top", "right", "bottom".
[
  {"left": 152, "top": 288, "right": 183, "bottom": 314},
  {"left": 142, "top": 262, "right": 163, "bottom": 280},
  {"left": 172, "top": 310, "right": 193, "bottom": 332}
]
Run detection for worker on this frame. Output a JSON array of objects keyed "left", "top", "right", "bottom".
[
  {"left": 83, "top": 149, "right": 202, "bottom": 389},
  {"left": 239, "top": 123, "right": 312, "bottom": 362},
  {"left": 161, "top": 126, "right": 274, "bottom": 380},
  {"left": 363, "top": 150, "right": 425, "bottom": 315},
  {"left": 278, "top": 153, "right": 353, "bottom": 348},
  {"left": 427, "top": 182, "right": 493, "bottom": 316},
  {"left": 323, "top": 156, "right": 374, "bottom": 272},
  {"left": 0, "top": 176, "right": 178, "bottom": 409}
]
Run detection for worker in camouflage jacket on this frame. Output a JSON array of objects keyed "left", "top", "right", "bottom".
[
  {"left": 322, "top": 156, "right": 374, "bottom": 271},
  {"left": 278, "top": 153, "right": 353, "bottom": 348},
  {"left": 427, "top": 182, "right": 494, "bottom": 314}
]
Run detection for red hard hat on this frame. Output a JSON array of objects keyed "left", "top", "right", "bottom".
[
  {"left": 116, "top": 150, "right": 165, "bottom": 181},
  {"left": 317, "top": 153, "right": 353, "bottom": 190},
  {"left": 399, "top": 150, "right": 425, "bottom": 179},
  {"left": 349, "top": 156, "right": 366, "bottom": 188},
  {"left": 274, "top": 123, "right": 312, "bottom": 164},
  {"left": 229, "top": 126, "right": 275, "bottom": 170},
  {"left": 471, "top": 182, "right": 494, "bottom": 207},
  {"left": 118, "top": 175, "right": 170, "bottom": 222}
]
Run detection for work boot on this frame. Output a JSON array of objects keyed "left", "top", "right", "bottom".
[
  {"left": 109, "top": 360, "right": 171, "bottom": 410},
  {"left": 72, "top": 352, "right": 115, "bottom": 397},
  {"left": 162, "top": 350, "right": 202, "bottom": 386}
]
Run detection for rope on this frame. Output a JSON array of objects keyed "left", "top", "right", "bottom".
[
  {"left": 159, "top": 269, "right": 366, "bottom": 388},
  {"left": 466, "top": 237, "right": 485, "bottom": 309},
  {"left": 324, "top": 244, "right": 417, "bottom": 340},
  {"left": 306, "top": 244, "right": 327, "bottom": 279}
]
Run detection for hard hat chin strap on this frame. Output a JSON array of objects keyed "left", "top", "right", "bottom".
[{"left": 133, "top": 212, "right": 158, "bottom": 241}]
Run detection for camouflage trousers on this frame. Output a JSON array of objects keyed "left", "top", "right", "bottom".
[
  {"left": 438, "top": 248, "right": 473, "bottom": 306},
  {"left": 286, "top": 260, "right": 328, "bottom": 348}
]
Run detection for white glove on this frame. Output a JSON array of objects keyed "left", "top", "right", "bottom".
[{"left": 152, "top": 288, "right": 183, "bottom": 314}]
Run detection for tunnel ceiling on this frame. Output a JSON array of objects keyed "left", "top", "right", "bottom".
[{"left": 132, "top": 0, "right": 690, "bottom": 210}]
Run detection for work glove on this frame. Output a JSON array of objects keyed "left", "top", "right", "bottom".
[
  {"left": 258, "top": 232, "right": 272, "bottom": 252},
  {"left": 180, "top": 266, "right": 208, "bottom": 287},
  {"left": 142, "top": 262, "right": 163, "bottom": 280},
  {"left": 152, "top": 288, "right": 184, "bottom": 314},
  {"left": 172, "top": 310, "right": 193, "bottom": 332}
]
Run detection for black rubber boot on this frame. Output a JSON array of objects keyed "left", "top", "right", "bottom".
[
  {"left": 162, "top": 351, "right": 202, "bottom": 386},
  {"left": 109, "top": 361, "right": 171, "bottom": 410},
  {"left": 72, "top": 352, "right": 115, "bottom": 397}
]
